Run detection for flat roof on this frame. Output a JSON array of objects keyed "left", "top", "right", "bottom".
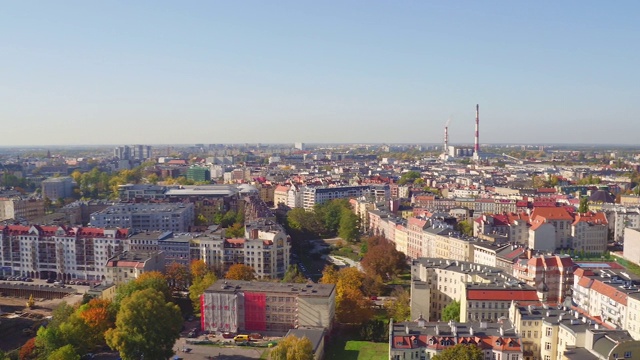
[{"left": 205, "top": 280, "right": 335, "bottom": 298}]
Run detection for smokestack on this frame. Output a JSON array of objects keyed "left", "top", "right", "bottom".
[
  {"left": 444, "top": 126, "right": 448, "bottom": 154},
  {"left": 474, "top": 104, "right": 480, "bottom": 153}
]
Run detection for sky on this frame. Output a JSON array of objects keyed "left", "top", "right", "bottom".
[{"left": 1, "top": 1, "right": 639, "bottom": 146}]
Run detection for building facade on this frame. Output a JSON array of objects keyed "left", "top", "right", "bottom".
[{"left": 201, "top": 280, "right": 335, "bottom": 334}]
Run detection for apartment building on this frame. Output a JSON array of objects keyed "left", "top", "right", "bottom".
[
  {"left": 0, "top": 197, "right": 45, "bottom": 221},
  {"left": 126, "top": 231, "right": 191, "bottom": 267},
  {"left": 603, "top": 206, "right": 640, "bottom": 243},
  {"left": 572, "top": 266, "right": 640, "bottom": 333},
  {"left": 89, "top": 203, "right": 195, "bottom": 232},
  {"left": 0, "top": 225, "right": 127, "bottom": 281},
  {"left": 407, "top": 217, "right": 428, "bottom": 259},
  {"left": 528, "top": 207, "right": 574, "bottom": 251},
  {"left": 571, "top": 212, "right": 608, "bottom": 255},
  {"left": 389, "top": 318, "right": 524, "bottom": 360},
  {"left": 201, "top": 280, "right": 335, "bottom": 334},
  {"left": 301, "top": 185, "right": 371, "bottom": 210},
  {"left": 41, "top": 176, "right": 75, "bottom": 200},
  {"left": 623, "top": 228, "right": 640, "bottom": 265},
  {"left": 105, "top": 251, "right": 165, "bottom": 285},
  {"left": 273, "top": 185, "right": 289, "bottom": 207},
  {"left": 411, "top": 258, "right": 537, "bottom": 322},
  {"left": 190, "top": 221, "right": 290, "bottom": 279},
  {"left": 117, "top": 184, "right": 167, "bottom": 202},
  {"left": 512, "top": 255, "right": 575, "bottom": 304}
]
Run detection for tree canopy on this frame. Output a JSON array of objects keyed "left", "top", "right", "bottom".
[
  {"left": 432, "top": 343, "right": 483, "bottom": 360},
  {"left": 189, "top": 260, "right": 218, "bottom": 313},
  {"left": 320, "top": 266, "right": 373, "bottom": 324},
  {"left": 441, "top": 300, "right": 460, "bottom": 322},
  {"left": 282, "top": 265, "right": 307, "bottom": 283},
  {"left": 225, "top": 264, "right": 256, "bottom": 281},
  {"left": 360, "top": 236, "right": 406, "bottom": 281},
  {"left": 269, "top": 335, "right": 314, "bottom": 360},
  {"left": 105, "top": 288, "right": 182, "bottom": 360}
]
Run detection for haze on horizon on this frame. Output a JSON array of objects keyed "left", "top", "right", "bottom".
[{"left": 1, "top": 1, "right": 638, "bottom": 146}]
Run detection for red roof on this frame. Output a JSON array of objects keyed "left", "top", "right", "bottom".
[{"left": 467, "top": 289, "right": 538, "bottom": 301}]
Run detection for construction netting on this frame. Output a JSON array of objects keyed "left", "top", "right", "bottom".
[
  {"left": 201, "top": 292, "right": 239, "bottom": 333},
  {"left": 243, "top": 292, "right": 267, "bottom": 331}
]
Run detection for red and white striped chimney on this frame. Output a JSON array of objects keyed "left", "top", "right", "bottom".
[{"left": 474, "top": 104, "right": 480, "bottom": 153}]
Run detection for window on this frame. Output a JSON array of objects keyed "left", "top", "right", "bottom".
[
  {"left": 544, "top": 342, "right": 551, "bottom": 350},
  {"left": 546, "top": 327, "right": 552, "bottom": 336},
  {"left": 625, "top": 352, "right": 632, "bottom": 358}
]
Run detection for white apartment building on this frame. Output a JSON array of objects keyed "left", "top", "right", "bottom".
[
  {"left": 0, "top": 225, "right": 127, "bottom": 281},
  {"left": 90, "top": 203, "right": 195, "bottom": 232}
]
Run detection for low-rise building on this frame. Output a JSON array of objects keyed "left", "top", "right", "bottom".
[
  {"left": 105, "top": 251, "right": 165, "bottom": 285},
  {"left": 201, "top": 280, "right": 335, "bottom": 335}
]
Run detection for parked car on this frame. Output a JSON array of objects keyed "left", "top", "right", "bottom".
[
  {"left": 249, "top": 333, "right": 263, "bottom": 340},
  {"left": 46, "top": 278, "right": 55, "bottom": 284}
]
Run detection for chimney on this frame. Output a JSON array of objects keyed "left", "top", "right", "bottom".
[{"left": 251, "top": 228, "right": 259, "bottom": 240}]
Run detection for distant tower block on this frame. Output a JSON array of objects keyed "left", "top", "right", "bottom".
[
  {"left": 294, "top": 142, "right": 305, "bottom": 151},
  {"left": 474, "top": 104, "right": 480, "bottom": 154}
]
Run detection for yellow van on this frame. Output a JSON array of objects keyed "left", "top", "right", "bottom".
[{"left": 234, "top": 335, "right": 250, "bottom": 342}]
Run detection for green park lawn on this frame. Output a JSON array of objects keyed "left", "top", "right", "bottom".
[{"left": 326, "top": 340, "right": 389, "bottom": 360}]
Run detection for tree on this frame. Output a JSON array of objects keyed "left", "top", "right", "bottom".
[
  {"left": 19, "top": 338, "right": 37, "bottom": 360},
  {"left": 441, "top": 300, "right": 460, "bottom": 322},
  {"left": 360, "top": 319, "right": 388, "bottom": 342},
  {"left": 48, "top": 345, "right": 80, "bottom": 360},
  {"left": 166, "top": 262, "right": 191, "bottom": 290},
  {"left": 269, "top": 335, "right": 314, "bottom": 360},
  {"left": 384, "top": 288, "right": 411, "bottom": 321},
  {"left": 398, "top": 171, "right": 421, "bottom": 185},
  {"left": 189, "top": 272, "right": 217, "bottom": 313},
  {"left": 225, "top": 222, "right": 245, "bottom": 238},
  {"left": 323, "top": 267, "right": 373, "bottom": 324},
  {"left": 113, "top": 271, "right": 172, "bottom": 310},
  {"left": 225, "top": 264, "right": 256, "bottom": 281},
  {"left": 319, "top": 265, "right": 339, "bottom": 285},
  {"left": 360, "top": 236, "right": 406, "bottom": 280},
  {"left": 578, "top": 196, "right": 589, "bottom": 213},
  {"left": 432, "top": 343, "right": 483, "bottom": 360},
  {"left": 338, "top": 208, "right": 360, "bottom": 242},
  {"left": 282, "top": 265, "right": 307, "bottom": 283},
  {"left": 105, "top": 288, "right": 182, "bottom": 360},
  {"left": 78, "top": 298, "right": 116, "bottom": 349},
  {"left": 456, "top": 220, "right": 473, "bottom": 236}
]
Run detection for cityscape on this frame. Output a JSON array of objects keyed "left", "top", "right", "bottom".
[{"left": 2, "top": 2, "right": 640, "bottom": 360}]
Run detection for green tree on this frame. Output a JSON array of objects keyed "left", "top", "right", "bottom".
[
  {"left": 360, "top": 319, "right": 388, "bottom": 342},
  {"left": 269, "top": 335, "right": 314, "bottom": 360},
  {"left": 48, "top": 345, "right": 80, "bottom": 360},
  {"left": 282, "top": 265, "right": 307, "bottom": 283},
  {"left": 113, "top": 271, "right": 172, "bottom": 311},
  {"left": 338, "top": 208, "right": 360, "bottom": 242},
  {"left": 432, "top": 343, "right": 483, "bottom": 360},
  {"left": 105, "top": 288, "right": 182, "bottom": 360},
  {"left": 189, "top": 272, "right": 217, "bottom": 313},
  {"left": 578, "top": 196, "right": 589, "bottom": 213},
  {"left": 442, "top": 300, "right": 461, "bottom": 322},
  {"left": 384, "top": 288, "right": 411, "bottom": 321},
  {"left": 456, "top": 220, "right": 473, "bottom": 236},
  {"left": 398, "top": 171, "right": 421, "bottom": 185}
]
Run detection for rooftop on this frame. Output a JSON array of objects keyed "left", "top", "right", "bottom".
[{"left": 205, "top": 279, "right": 335, "bottom": 298}]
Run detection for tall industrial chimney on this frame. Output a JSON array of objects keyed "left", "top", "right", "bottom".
[
  {"left": 444, "top": 125, "right": 448, "bottom": 155},
  {"left": 474, "top": 104, "right": 480, "bottom": 154}
]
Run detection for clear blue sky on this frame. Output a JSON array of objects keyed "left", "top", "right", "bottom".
[{"left": 1, "top": 1, "right": 638, "bottom": 146}]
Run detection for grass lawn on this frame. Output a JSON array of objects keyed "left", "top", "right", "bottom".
[
  {"left": 615, "top": 258, "right": 640, "bottom": 277},
  {"left": 326, "top": 340, "right": 388, "bottom": 360}
]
